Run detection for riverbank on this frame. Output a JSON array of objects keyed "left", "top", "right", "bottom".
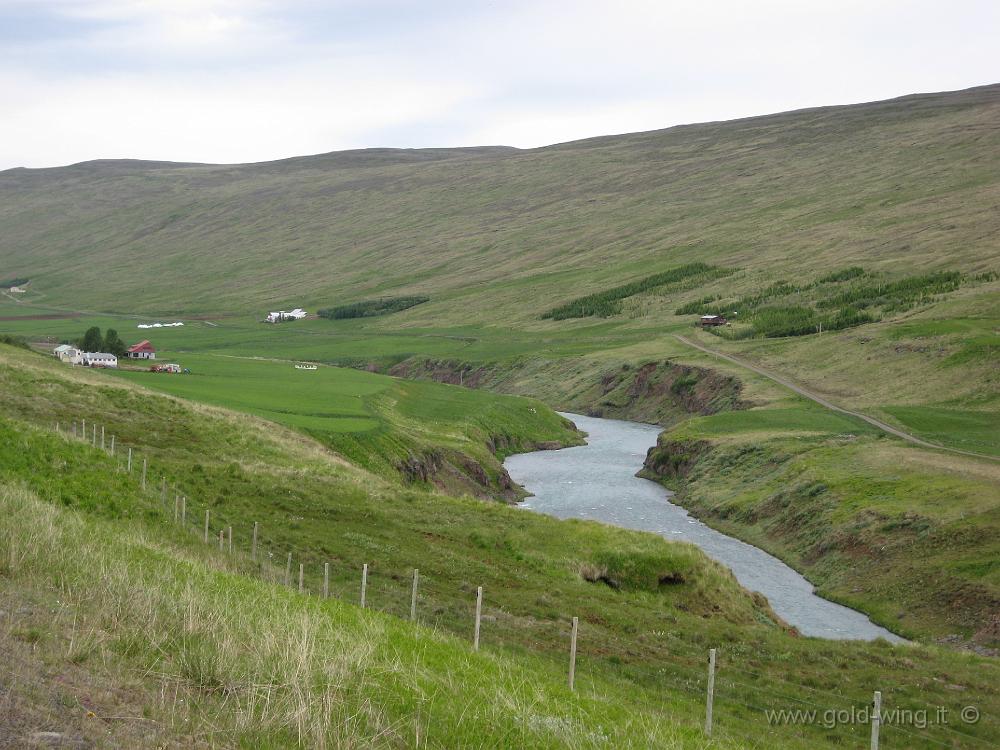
[{"left": 507, "top": 413, "right": 903, "bottom": 641}]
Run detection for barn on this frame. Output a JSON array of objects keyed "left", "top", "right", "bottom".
[{"left": 126, "top": 340, "right": 156, "bottom": 359}]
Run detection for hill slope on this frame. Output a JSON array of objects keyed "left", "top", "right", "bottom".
[{"left": 1, "top": 85, "right": 998, "bottom": 317}]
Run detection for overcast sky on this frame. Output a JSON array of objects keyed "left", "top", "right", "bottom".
[{"left": 1, "top": 0, "right": 997, "bottom": 170}]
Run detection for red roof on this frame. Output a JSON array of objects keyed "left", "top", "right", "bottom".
[{"left": 127, "top": 340, "right": 155, "bottom": 353}]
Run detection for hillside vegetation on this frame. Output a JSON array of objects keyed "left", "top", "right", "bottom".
[{"left": 3, "top": 343, "right": 1000, "bottom": 749}]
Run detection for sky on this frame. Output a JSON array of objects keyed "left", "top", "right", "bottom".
[{"left": 0, "top": 0, "right": 997, "bottom": 170}]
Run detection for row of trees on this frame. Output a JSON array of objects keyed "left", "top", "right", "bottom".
[{"left": 77, "top": 326, "right": 128, "bottom": 357}]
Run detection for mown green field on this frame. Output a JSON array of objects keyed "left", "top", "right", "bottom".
[{"left": 2, "top": 343, "right": 998, "bottom": 749}]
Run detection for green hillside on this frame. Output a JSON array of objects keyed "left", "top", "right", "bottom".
[
  {"left": 3, "top": 343, "right": 999, "bottom": 749},
  {"left": 1, "top": 85, "right": 999, "bottom": 746}
]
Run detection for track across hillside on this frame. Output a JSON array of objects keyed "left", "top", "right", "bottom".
[{"left": 674, "top": 334, "right": 998, "bottom": 463}]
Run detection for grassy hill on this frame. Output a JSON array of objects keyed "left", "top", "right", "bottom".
[
  {"left": 1, "top": 85, "right": 999, "bottom": 745},
  {"left": 2, "top": 343, "right": 999, "bottom": 749}
]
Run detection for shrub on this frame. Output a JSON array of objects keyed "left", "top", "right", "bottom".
[
  {"left": 543, "top": 263, "right": 731, "bottom": 320},
  {"left": 318, "top": 296, "right": 429, "bottom": 320}
]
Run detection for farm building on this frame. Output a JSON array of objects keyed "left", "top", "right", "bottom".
[
  {"left": 266, "top": 308, "right": 307, "bottom": 323},
  {"left": 699, "top": 314, "right": 728, "bottom": 327},
  {"left": 152, "top": 363, "right": 182, "bottom": 373},
  {"left": 81, "top": 352, "right": 117, "bottom": 368},
  {"left": 126, "top": 340, "right": 156, "bottom": 359},
  {"left": 53, "top": 344, "right": 80, "bottom": 362}
]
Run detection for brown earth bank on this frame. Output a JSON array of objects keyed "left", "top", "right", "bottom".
[{"left": 387, "top": 357, "right": 747, "bottom": 427}]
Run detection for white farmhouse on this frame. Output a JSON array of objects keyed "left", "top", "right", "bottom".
[{"left": 81, "top": 352, "right": 118, "bottom": 368}]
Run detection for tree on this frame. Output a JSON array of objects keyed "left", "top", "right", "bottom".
[
  {"left": 79, "top": 326, "right": 102, "bottom": 352},
  {"left": 103, "top": 329, "right": 127, "bottom": 357}
]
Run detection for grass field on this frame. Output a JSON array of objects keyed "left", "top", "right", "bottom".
[{"left": 2, "top": 343, "right": 999, "bottom": 749}]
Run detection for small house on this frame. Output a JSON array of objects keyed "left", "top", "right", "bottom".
[
  {"left": 699, "top": 314, "right": 727, "bottom": 327},
  {"left": 82, "top": 352, "right": 118, "bottom": 368},
  {"left": 126, "top": 340, "right": 156, "bottom": 359}
]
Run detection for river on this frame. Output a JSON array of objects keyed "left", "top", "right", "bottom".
[{"left": 505, "top": 412, "right": 903, "bottom": 642}]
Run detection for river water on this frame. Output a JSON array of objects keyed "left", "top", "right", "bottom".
[{"left": 505, "top": 412, "right": 903, "bottom": 642}]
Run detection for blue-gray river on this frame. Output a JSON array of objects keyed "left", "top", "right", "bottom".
[{"left": 505, "top": 413, "right": 903, "bottom": 642}]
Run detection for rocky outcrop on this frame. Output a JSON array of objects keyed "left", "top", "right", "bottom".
[{"left": 637, "top": 437, "right": 713, "bottom": 486}]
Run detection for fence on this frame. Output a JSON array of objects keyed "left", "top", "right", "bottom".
[{"left": 48, "top": 417, "right": 996, "bottom": 749}]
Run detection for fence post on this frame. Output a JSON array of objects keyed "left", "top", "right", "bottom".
[
  {"left": 410, "top": 568, "right": 419, "bottom": 621},
  {"left": 251, "top": 522, "right": 258, "bottom": 561},
  {"left": 181, "top": 496, "right": 187, "bottom": 525},
  {"left": 285, "top": 553, "right": 292, "bottom": 586},
  {"left": 473, "top": 586, "right": 483, "bottom": 651},
  {"left": 299, "top": 563, "right": 304, "bottom": 593},
  {"left": 72, "top": 421, "right": 77, "bottom": 437},
  {"left": 323, "top": 562, "right": 330, "bottom": 598},
  {"left": 361, "top": 563, "right": 368, "bottom": 608},
  {"left": 110, "top": 435, "right": 115, "bottom": 456},
  {"left": 568, "top": 616, "right": 579, "bottom": 691},
  {"left": 82, "top": 419, "right": 86, "bottom": 440},
  {"left": 228, "top": 526, "right": 232, "bottom": 554},
  {"left": 705, "top": 648, "right": 716, "bottom": 736},
  {"left": 92, "top": 424, "right": 97, "bottom": 447},
  {"left": 141, "top": 458, "right": 147, "bottom": 489},
  {"left": 871, "top": 691, "right": 881, "bottom": 750},
  {"left": 101, "top": 425, "right": 105, "bottom": 450},
  {"left": 173, "top": 495, "right": 179, "bottom": 523},
  {"left": 204, "top": 510, "right": 210, "bottom": 543},
  {"left": 160, "top": 477, "right": 166, "bottom": 505},
  {"left": 127, "top": 447, "right": 132, "bottom": 473},
  {"left": 219, "top": 529, "right": 224, "bottom": 551}
]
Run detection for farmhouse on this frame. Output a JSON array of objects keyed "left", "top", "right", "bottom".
[
  {"left": 53, "top": 344, "right": 80, "bottom": 362},
  {"left": 126, "top": 339, "right": 156, "bottom": 359},
  {"left": 82, "top": 352, "right": 118, "bottom": 368},
  {"left": 699, "top": 314, "right": 727, "bottom": 327}
]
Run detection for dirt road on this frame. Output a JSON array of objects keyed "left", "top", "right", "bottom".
[{"left": 674, "top": 334, "right": 998, "bottom": 463}]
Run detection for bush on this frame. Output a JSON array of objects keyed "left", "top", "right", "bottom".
[
  {"left": 0, "top": 334, "right": 30, "bottom": 350},
  {"left": 318, "top": 296, "right": 429, "bottom": 320},
  {"left": 543, "top": 263, "right": 731, "bottom": 320}
]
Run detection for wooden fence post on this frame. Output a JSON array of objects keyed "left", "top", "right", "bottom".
[
  {"left": 82, "top": 419, "right": 85, "bottom": 439},
  {"left": 204, "top": 510, "right": 210, "bottom": 543},
  {"left": 160, "top": 477, "right": 166, "bottom": 505},
  {"left": 228, "top": 526, "right": 232, "bottom": 554},
  {"left": 72, "top": 421, "right": 77, "bottom": 437},
  {"left": 110, "top": 435, "right": 115, "bottom": 456},
  {"left": 173, "top": 495, "right": 179, "bottom": 523},
  {"left": 361, "top": 564, "right": 368, "bottom": 608},
  {"left": 299, "top": 563, "right": 304, "bottom": 593},
  {"left": 141, "top": 458, "right": 147, "bottom": 489},
  {"left": 705, "top": 648, "right": 716, "bottom": 736},
  {"left": 219, "top": 529, "right": 224, "bottom": 551},
  {"left": 181, "top": 496, "right": 186, "bottom": 525},
  {"left": 473, "top": 586, "right": 483, "bottom": 651},
  {"left": 101, "top": 425, "right": 105, "bottom": 450},
  {"left": 251, "top": 522, "right": 258, "bottom": 561},
  {"left": 285, "top": 553, "right": 292, "bottom": 586},
  {"left": 323, "top": 563, "right": 330, "bottom": 598},
  {"left": 410, "top": 569, "right": 419, "bottom": 621},
  {"left": 92, "top": 424, "right": 97, "bottom": 447},
  {"left": 568, "top": 616, "right": 579, "bottom": 691},
  {"left": 127, "top": 447, "right": 132, "bottom": 473},
  {"left": 871, "top": 691, "right": 881, "bottom": 750}
]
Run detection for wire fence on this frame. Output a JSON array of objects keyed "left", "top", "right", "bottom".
[{"left": 48, "top": 417, "right": 998, "bottom": 749}]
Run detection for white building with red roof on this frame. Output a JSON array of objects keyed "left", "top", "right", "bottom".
[{"left": 126, "top": 340, "right": 156, "bottom": 359}]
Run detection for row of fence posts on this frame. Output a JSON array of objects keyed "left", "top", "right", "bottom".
[{"left": 53, "top": 417, "right": 894, "bottom": 747}]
